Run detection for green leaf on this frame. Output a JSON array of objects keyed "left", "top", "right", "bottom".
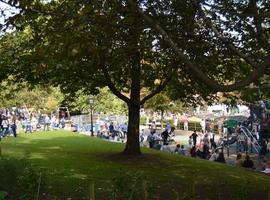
[{"left": 0, "top": 191, "right": 8, "bottom": 200}]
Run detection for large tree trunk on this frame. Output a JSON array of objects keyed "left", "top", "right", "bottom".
[
  {"left": 122, "top": 47, "right": 141, "bottom": 155},
  {"left": 122, "top": 0, "right": 142, "bottom": 156},
  {"left": 123, "top": 103, "right": 141, "bottom": 155}
]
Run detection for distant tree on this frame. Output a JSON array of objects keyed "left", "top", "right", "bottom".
[
  {"left": 65, "top": 87, "right": 127, "bottom": 115},
  {"left": 0, "top": 76, "right": 63, "bottom": 112},
  {"left": 144, "top": 92, "right": 171, "bottom": 130},
  {"left": 94, "top": 87, "right": 128, "bottom": 115}
]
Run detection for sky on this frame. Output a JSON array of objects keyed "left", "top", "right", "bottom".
[
  {"left": 0, "top": 2, "right": 18, "bottom": 25},
  {"left": 0, "top": 2, "right": 20, "bottom": 34},
  {"left": 0, "top": 2, "right": 6, "bottom": 24}
]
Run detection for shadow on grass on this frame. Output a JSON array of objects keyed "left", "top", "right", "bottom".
[{"left": 1, "top": 133, "right": 270, "bottom": 199}]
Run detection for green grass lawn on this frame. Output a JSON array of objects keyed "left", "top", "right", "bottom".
[{"left": 0, "top": 131, "right": 270, "bottom": 200}]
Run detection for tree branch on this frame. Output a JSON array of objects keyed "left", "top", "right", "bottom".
[
  {"left": 201, "top": 0, "right": 270, "bottom": 52},
  {"left": 129, "top": 0, "right": 269, "bottom": 93},
  {"left": 192, "top": 0, "right": 260, "bottom": 68},
  {"left": 99, "top": 60, "right": 130, "bottom": 104},
  {"left": 253, "top": 9, "right": 270, "bottom": 52},
  {"left": 140, "top": 75, "right": 172, "bottom": 105},
  {"left": 202, "top": 2, "right": 270, "bottom": 18}
]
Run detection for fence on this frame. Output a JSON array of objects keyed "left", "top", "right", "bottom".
[
  {"left": 70, "top": 114, "right": 128, "bottom": 132},
  {"left": 70, "top": 114, "right": 97, "bottom": 132},
  {"left": 177, "top": 122, "right": 202, "bottom": 131}
]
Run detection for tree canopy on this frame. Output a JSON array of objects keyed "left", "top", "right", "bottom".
[{"left": 0, "top": 0, "right": 269, "bottom": 155}]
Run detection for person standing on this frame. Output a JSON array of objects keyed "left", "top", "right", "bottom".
[
  {"left": 183, "top": 115, "right": 189, "bottom": 131},
  {"left": 2, "top": 115, "right": 9, "bottom": 137},
  {"left": 237, "top": 133, "right": 246, "bottom": 153},
  {"left": 60, "top": 117, "right": 66, "bottom": 129},
  {"left": 147, "top": 133, "right": 154, "bottom": 148},
  {"left": 10, "top": 114, "right": 17, "bottom": 137},
  {"left": 0, "top": 113, "right": 3, "bottom": 138},
  {"left": 165, "top": 123, "right": 171, "bottom": 134},
  {"left": 109, "top": 122, "right": 115, "bottom": 138},
  {"left": 190, "top": 131, "right": 198, "bottom": 146},
  {"left": 44, "top": 114, "right": 51, "bottom": 131},
  {"left": 209, "top": 120, "right": 215, "bottom": 139},
  {"left": 210, "top": 138, "right": 217, "bottom": 151},
  {"left": 203, "top": 133, "right": 210, "bottom": 147},
  {"left": 161, "top": 129, "right": 169, "bottom": 145},
  {"left": 173, "top": 115, "right": 178, "bottom": 128},
  {"left": 121, "top": 122, "right": 128, "bottom": 139},
  {"left": 150, "top": 121, "right": 156, "bottom": 134},
  {"left": 258, "top": 139, "right": 268, "bottom": 162},
  {"left": 31, "top": 115, "right": 37, "bottom": 132}
]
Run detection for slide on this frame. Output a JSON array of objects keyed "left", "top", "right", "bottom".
[{"left": 223, "top": 135, "right": 237, "bottom": 146}]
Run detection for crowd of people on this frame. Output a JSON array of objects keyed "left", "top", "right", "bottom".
[
  {"left": 147, "top": 127, "right": 270, "bottom": 175},
  {"left": 112, "top": 116, "right": 268, "bottom": 175},
  {"left": 92, "top": 120, "right": 176, "bottom": 147},
  {"left": 0, "top": 108, "right": 67, "bottom": 141},
  {"left": 95, "top": 119, "right": 269, "bottom": 173},
  {"left": 144, "top": 122, "right": 175, "bottom": 148},
  {"left": 94, "top": 121, "right": 128, "bottom": 140}
]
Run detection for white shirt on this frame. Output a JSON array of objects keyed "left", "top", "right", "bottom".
[
  {"left": 262, "top": 168, "right": 270, "bottom": 174},
  {"left": 45, "top": 116, "right": 50, "bottom": 124},
  {"left": 2, "top": 119, "right": 9, "bottom": 128},
  {"left": 209, "top": 153, "right": 218, "bottom": 161}
]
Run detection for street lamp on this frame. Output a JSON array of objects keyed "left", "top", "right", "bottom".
[{"left": 89, "top": 95, "right": 94, "bottom": 136}]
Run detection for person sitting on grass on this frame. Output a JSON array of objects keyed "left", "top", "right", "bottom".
[
  {"left": 179, "top": 145, "right": 187, "bottom": 156},
  {"left": 261, "top": 160, "right": 270, "bottom": 174},
  {"left": 71, "top": 122, "right": 78, "bottom": 132},
  {"left": 235, "top": 153, "right": 243, "bottom": 167},
  {"left": 209, "top": 149, "right": 219, "bottom": 161},
  {"left": 174, "top": 144, "right": 181, "bottom": 153},
  {"left": 215, "top": 152, "right": 226, "bottom": 163},
  {"left": 242, "top": 154, "right": 255, "bottom": 169},
  {"left": 190, "top": 146, "right": 197, "bottom": 157},
  {"left": 196, "top": 148, "right": 204, "bottom": 159},
  {"left": 96, "top": 131, "right": 102, "bottom": 138}
]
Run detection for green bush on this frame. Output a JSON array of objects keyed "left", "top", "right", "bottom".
[
  {"left": 0, "top": 191, "right": 8, "bottom": 200},
  {"left": 163, "top": 119, "right": 174, "bottom": 126},
  {"left": 140, "top": 116, "right": 147, "bottom": 125},
  {"left": 111, "top": 171, "right": 144, "bottom": 200}
]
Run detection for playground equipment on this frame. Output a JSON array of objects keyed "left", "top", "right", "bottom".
[
  {"left": 240, "top": 125, "right": 261, "bottom": 153},
  {"left": 218, "top": 121, "right": 263, "bottom": 155},
  {"left": 57, "top": 107, "right": 70, "bottom": 120}
]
